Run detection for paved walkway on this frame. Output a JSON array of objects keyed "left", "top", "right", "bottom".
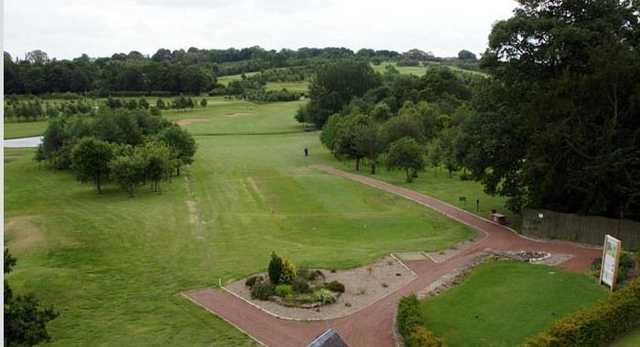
[{"left": 184, "top": 165, "right": 601, "bottom": 347}]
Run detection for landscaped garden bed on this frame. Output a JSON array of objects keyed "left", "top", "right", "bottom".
[{"left": 225, "top": 253, "right": 415, "bottom": 320}]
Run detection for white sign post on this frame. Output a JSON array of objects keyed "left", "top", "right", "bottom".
[{"left": 600, "top": 234, "right": 622, "bottom": 291}]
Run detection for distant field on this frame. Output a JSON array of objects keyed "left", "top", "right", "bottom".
[
  {"left": 419, "top": 261, "right": 606, "bottom": 347},
  {"left": 265, "top": 81, "right": 309, "bottom": 92},
  {"left": 371, "top": 61, "right": 487, "bottom": 77},
  {"left": 216, "top": 72, "right": 259, "bottom": 86},
  {"left": 5, "top": 99, "right": 476, "bottom": 346},
  {"left": 371, "top": 62, "right": 428, "bottom": 76},
  {"left": 4, "top": 120, "right": 48, "bottom": 139}
]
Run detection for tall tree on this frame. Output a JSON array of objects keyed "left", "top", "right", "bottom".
[
  {"left": 385, "top": 137, "right": 426, "bottom": 182},
  {"left": 300, "top": 60, "right": 381, "bottom": 127},
  {"left": 71, "top": 137, "right": 114, "bottom": 193},
  {"left": 465, "top": 0, "right": 640, "bottom": 217}
]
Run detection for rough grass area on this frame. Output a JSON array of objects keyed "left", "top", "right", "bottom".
[
  {"left": 419, "top": 261, "right": 607, "bottom": 347},
  {"left": 5, "top": 100, "right": 475, "bottom": 346}
]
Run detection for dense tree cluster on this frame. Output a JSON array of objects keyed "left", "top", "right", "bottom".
[
  {"left": 4, "top": 46, "right": 480, "bottom": 96},
  {"left": 460, "top": 0, "right": 640, "bottom": 218},
  {"left": 37, "top": 108, "right": 196, "bottom": 195},
  {"left": 318, "top": 63, "right": 478, "bottom": 181}
]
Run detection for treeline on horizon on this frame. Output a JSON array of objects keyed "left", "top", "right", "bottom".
[{"left": 3, "top": 46, "right": 479, "bottom": 96}]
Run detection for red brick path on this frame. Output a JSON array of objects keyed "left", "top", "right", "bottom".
[{"left": 184, "top": 165, "right": 601, "bottom": 347}]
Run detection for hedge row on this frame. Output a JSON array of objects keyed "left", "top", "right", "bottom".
[
  {"left": 397, "top": 295, "right": 446, "bottom": 347},
  {"left": 522, "top": 276, "right": 640, "bottom": 347}
]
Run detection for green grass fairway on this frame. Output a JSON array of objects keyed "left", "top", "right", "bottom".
[
  {"left": 217, "top": 72, "right": 259, "bottom": 85},
  {"left": 612, "top": 329, "right": 640, "bottom": 347},
  {"left": 5, "top": 120, "right": 48, "bottom": 139},
  {"left": 419, "top": 261, "right": 607, "bottom": 347},
  {"left": 5, "top": 100, "right": 475, "bottom": 346}
]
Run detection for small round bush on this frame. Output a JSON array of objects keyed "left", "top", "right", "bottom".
[
  {"left": 245, "top": 275, "right": 264, "bottom": 288},
  {"left": 292, "top": 278, "right": 312, "bottom": 294},
  {"left": 250, "top": 282, "right": 275, "bottom": 301},
  {"left": 309, "top": 270, "right": 325, "bottom": 281},
  {"left": 325, "top": 280, "right": 345, "bottom": 293},
  {"left": 313, "top": 289, "right": 336, "bottom": 305},
  {"left": 275, "top": 284, "right": 294, "bottom": 298}
]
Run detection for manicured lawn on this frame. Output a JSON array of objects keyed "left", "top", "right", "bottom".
[
  {"left": 419, "top": 261, "right": 607, "bottom": 347},
  {"left": 4, "top": 120, "right": 48, "bottom": 139},
  {"left": 611, "top": 329, "right": 640, "bottom": 347},
  {"left": 5, "top": 100, "right": 475, "bottom": 345}
]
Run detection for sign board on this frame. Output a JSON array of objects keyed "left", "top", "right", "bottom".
[{"left": 600, "top": 234, "right": 622, "bottom": 290}]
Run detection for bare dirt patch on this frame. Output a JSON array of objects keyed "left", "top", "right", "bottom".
[
  {"left": 175, "top": 118, "right": 209, "bottom": 126},
  {"left": 5, "top": 216, "right": 46, "bottom": 253},
  {"left": 225, "top": 255, "right": 416, "bottom": 320}
]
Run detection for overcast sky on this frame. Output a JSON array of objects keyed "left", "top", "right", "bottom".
[{"left": 4, "top": 0, "right": 517, "bottom": 60}]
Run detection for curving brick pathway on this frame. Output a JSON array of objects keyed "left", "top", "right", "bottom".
[{"left": 183, "top": 165, "right": 601, "bottom": 347}]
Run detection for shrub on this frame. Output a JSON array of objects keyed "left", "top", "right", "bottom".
[
  {"left": 292, "top": 278, "right": 312, "bottom": 294},
  {"left": 275, "top": 284, "right": 294, "bottom": 298},
  {"left": 245, "top": 275, "right": 264, "bottom": 288},
  {"left": 250, "top": 282, "right": 275, "bottom": 301},
  {"left": 522, "top": 276, "right": 640, "bottom": 347},
  {"left": 407, "top": 326, "right": 447, "bottom": 347},
  {"left": 398, "top": 295, "right": 424, "bottom": 343},
  {"left": 281, "top": 257, "right": 297, "bottom": 284},
  {"left": 325, "top": 280, "right": 346, "bottom": 293},
  {"left": 591, "top": 251, "right": 636, "bottom": 284},
  {"left": 268, "top": 252, "right": 284, "bottom": 285},
  {"left": 313, "top": 289, "right": 336, "bottom": 305}
]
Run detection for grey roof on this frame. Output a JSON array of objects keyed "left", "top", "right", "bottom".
[{"left": 307, "top": 329, "right": 349, "bottom": 347}]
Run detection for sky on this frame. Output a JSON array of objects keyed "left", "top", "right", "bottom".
[{"left": 4, "top": 0, "right": 517, "bottom": 60}]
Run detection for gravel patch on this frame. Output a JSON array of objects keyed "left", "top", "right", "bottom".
[{"left": 225, "top": 255, "right": 416, "bottom": 320}]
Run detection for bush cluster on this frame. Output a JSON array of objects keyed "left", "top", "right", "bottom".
[
  {"left": 397, "top": 295, "right": 447, "bottom": 347},
  {"left": 522, "top": 276, "right": 640, "bottom": 347},
  {"left": 250, "top": 282, "right": 275, "bottom": 300},
  {"left": 313, "top": 289, "right": 336, "bottom": 305},
  {"left": 324, "top": 280, "right": 345, "bottom": 293},
  {"left": 245, "top": 275, "right": 263, "bottom": 288}
]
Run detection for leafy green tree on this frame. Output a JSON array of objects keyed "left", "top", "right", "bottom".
[
  {"left": 200, "top": 98, "right": 208, "bottom": 107},
  {"left": 109, "top": 153, "right": 145, "bottom": 196},
  {"left": 4, "top": 248, "right": 58, "bottom": 346},
  {"left": 385, "top": 137, "right": 426, "bottom": 182},
  {"left": 71, "top": 137, "right": 114, "bottom": 193},
  {"left": 467, "top": 0, "right": 640, "bottom": 217},
  {"left": 301, "top": 60, "right": 381, "bottom": 127},
  {"left": 136, "top": 141, "right": 172, "bottom": 192},
  {"left": 457, "top": 49, "right": 477, "bottom": 61},
  {"left": 380, "top": 112, "right": 425, "bottom": 146},
  {"left": 354, "top": 122, "right": 385, "bottom": 174},
  {"left": 158, "top": 126, "right": 197, "bottom": 175}
]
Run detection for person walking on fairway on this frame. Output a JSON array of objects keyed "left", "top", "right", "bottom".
[{"left": 304, "top": 147, "right": 309, "bottom": 157}]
